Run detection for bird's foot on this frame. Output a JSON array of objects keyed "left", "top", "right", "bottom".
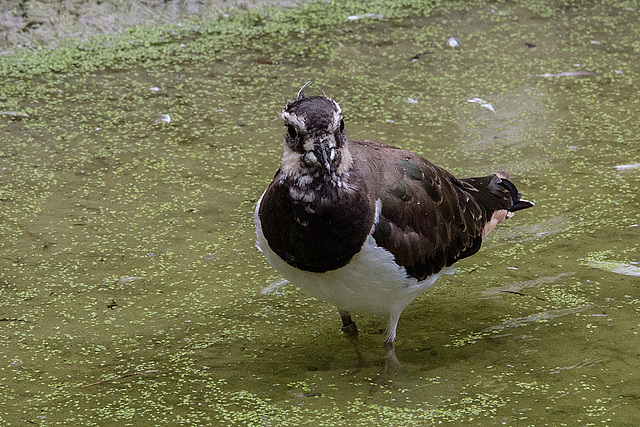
[
  {"left": 342, "top": 327, "right": 366, "bottom": 372},
  {"left": 383, "top": 341, "right": 401, "bottom": 369},
  {"left": 339, "top": 313, "right": 366, "bottom": 371},
  {"left": 368, "top": 341, "right": 401, "bottom": 395}
]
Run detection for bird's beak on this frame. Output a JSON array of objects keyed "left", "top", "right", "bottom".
[{"left": 316, "top": 140, "right": 332, "bottom": 174}]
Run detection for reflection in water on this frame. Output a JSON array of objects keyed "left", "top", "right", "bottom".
[
  {"left": 483, "top": 306, "right": 593, "bottom": 333},
  {"left": 476, "top": 272, "right": 575, "bottom": 299}
]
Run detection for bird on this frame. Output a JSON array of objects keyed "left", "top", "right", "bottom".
[{"left": 254, "top": 83, "right": 533, "bottom": 357}]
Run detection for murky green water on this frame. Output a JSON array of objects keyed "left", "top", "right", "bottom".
[{"left": 1, "top": 1, "right": 639, "bottom": 425}]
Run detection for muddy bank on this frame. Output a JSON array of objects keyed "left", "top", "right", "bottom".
[{"left": 0, "top": 0, "right": 304, "bottom": 55}]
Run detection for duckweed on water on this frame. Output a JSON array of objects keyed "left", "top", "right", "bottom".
[{"left": 2, "top": 0, "right": 640, "bottom": 425}]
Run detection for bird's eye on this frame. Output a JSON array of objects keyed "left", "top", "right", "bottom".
[
  {"left": 286, "top": 125, "right": 297, "bottom": 139},
  {"left": 339, "top": 119, "right": 344, "bottom": 133}
]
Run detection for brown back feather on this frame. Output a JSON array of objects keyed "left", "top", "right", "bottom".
[{"left": 350, "top": 140, "right": 521, "bottom": 280}]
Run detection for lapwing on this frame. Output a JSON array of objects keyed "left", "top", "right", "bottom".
[{"left": 254, "top": 85, "right": 533, "bottom": 356}]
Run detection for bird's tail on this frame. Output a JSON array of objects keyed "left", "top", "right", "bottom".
[{"left": 460, "top": 172, "right": 534, "bottom": 238}]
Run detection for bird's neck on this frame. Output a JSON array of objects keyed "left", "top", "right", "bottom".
[{"left": 277, "top": 147, "right": 352, "bottom": 208}]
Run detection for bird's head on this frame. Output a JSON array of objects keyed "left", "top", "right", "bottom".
[{"left": 280, "top": 93, "right": 352, "bottom": 180}]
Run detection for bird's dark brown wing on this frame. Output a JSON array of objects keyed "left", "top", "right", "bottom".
[{"left": 349, "top": 139, "right": 523, "bottom": 281}]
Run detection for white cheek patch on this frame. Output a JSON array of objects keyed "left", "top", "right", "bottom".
[
  {"left": 336, "top": 146, "right": 353, "bottom": 175},
  {"left": 280, "top": 145, "right": 302, "bottom": 175},
  {"left": 304, "top": 151, "right": 318, "bottom": 165},
  {"left": 303, "top": 138, "right": 315, "bottom": 152}
]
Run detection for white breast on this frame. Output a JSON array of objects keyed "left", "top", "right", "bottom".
[{"left": 254, "top": 193, "right": 454, "bottom": 321}]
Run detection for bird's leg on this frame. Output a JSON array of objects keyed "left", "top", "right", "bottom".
[
  {"left": 382, "top": 311, "right": 402, "bottom": 369},
  {"left": 367, "top": 339, "right": 402, "bottom": 395},
  {"left": 369, "top": 315, "right": 402, "bottom": 394},
  {"left": 366, "top": 339, "right": 401, "bottom": 395},
  {"left": 340, "top": 311, "right": 358, "bottom": 337},
  {"left": 339, "top": 311, "right": 365, "bottom": 368},
  {"left": 382, "top": 340, "right": 400, "bottom": 369}
]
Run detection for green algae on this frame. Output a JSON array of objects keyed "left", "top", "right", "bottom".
[
  {"left": 0, "top": 0, "right": 444, "bottom": 80},
  {"left": 1, "top": 0, "right": 640, "bottom": 425}
]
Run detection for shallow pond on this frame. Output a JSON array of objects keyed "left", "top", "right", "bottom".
[{"left": 1, "top": 0, "right": 639, "bottom": 425}]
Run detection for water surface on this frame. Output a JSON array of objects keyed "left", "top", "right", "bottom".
[{"left": 1, "top": 1, "right": 639, "bottom": 425}]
